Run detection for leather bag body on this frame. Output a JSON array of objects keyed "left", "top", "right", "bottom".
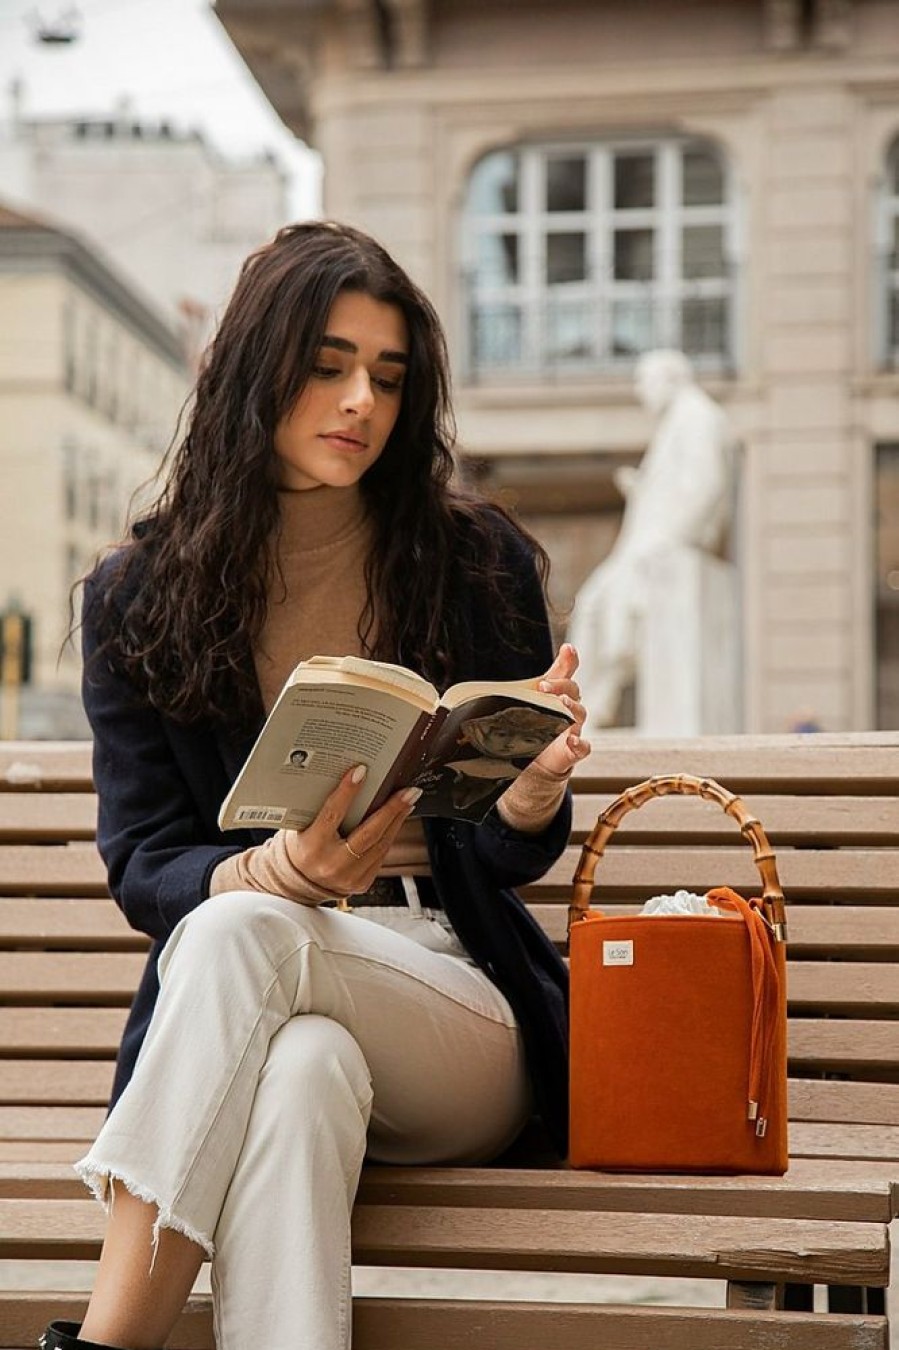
[{"left": 567, "top": 775, "right": 788, "bottom": 1175}]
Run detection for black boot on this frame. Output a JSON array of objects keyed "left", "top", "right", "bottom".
[{"left": 40, "top": 1322, "right": 133, "bottom": 1350}]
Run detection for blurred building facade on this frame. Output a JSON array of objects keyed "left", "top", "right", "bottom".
[
  {"left": 0, "top": 92, "right": 288, "bottom": 362},
  {"left": 219, "top": 0, "right": 899, "bottom": 732},
  {"left": 0, "top": 203, "right": 188, "bottom": 735}
]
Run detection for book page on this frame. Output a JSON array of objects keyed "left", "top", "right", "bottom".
[
  {"left": 441, "top": 675, "right": 562, "bottom": 713},
  {"left": 289, "top": 656, "right": 437, "bottom": 711},
  {"left": 219, "top": 682, "right": 427, "bottom": 833},
  {"left": 407, "top": 694, "right": 573, "bottom": 823}
]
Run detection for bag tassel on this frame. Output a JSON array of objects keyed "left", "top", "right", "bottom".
[{"left": 706, "top": 886, "right": 782, "bottom": 1141}]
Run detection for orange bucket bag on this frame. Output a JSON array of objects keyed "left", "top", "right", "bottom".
[{"left": 568, "top": 774, "right": 788, "bottom": 1174}]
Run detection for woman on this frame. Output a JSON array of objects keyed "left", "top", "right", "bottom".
[{"left": 44, "top": 221, "right": 589, "bottom": 1350}]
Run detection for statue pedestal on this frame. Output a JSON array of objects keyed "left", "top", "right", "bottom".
[{"left": 637, "top": 547, "right": 742, "bottom": 735}]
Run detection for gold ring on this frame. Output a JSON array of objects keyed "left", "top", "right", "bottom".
[{"left": 344, "top": 839, "right": 364, "bottom": 861}]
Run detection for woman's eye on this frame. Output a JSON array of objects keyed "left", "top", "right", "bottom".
[
  {"left": 374, "top": 376, "right": 404, "bottom": 392},
  {"left": 312, "top": 365, "right": 341, "bottom": 379}
]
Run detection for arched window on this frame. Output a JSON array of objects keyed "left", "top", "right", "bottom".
[
  {"left": 462, "top": 137, "right": 737, "bottom": 379},
  {"left": 881, "top": 137, "right": 899, "bottom": 368}
]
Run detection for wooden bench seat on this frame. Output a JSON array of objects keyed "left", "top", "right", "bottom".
[{"left": 0, "top": 734, "right": 897, "bottom": 1350}]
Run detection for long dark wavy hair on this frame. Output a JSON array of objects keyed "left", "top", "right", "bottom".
[{"left": 84, "top": 220, "right": 549, "bottom": 728}]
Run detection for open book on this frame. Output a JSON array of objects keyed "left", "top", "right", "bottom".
[{"left": 219, "top": 655, "right": 575, "bottom": 832}]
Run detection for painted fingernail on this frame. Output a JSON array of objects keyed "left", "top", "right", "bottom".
[
  {"left": 351, "top": 765, "right": 367, "bottom": 784},
  {"left": 402, "top": 786, "right": 423, "bottom": 804}
]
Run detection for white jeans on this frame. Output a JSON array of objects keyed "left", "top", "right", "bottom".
[{"left": 75, "top": 890, "right": 530, "bottom": 1350}]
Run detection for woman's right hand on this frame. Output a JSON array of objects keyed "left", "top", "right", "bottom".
[{"left": 281, "top": 766, "right": 421, "bottom": 902}]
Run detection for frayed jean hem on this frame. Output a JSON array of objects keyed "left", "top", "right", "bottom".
[{"left": 74, "top": 1157, "right": 215, "bottom": 1268}]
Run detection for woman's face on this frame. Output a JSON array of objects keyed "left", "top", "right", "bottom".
[{"left": 273, "top": 289, "right": 409, "bottom": 491}]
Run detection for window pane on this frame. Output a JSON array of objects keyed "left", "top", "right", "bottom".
[
  {"left": 611, "top": 299, "right": 657, "bottom": 356},
  {"left": 875, "top": 445, "right": 899, "bottom": 728},
  {"left": 477, "top": 232, "right": 520, "bottom": 285},
  {"left": 471, "top": 304, "right": 522, "bottom": 367},
  {"left": 614, "top": 153, "right": 654, "bottom": 209},
  {"left": 546, "top": 232, "right": 587, "bottom": 284},
  {"left": 545, "top": 300, "right": 593, "bottom": 362},
  {"left": 890, "top": 144, "right": 899, "bottom": 196},
  {"left": 613, "top": 229, "right": 654, "bottom": 281},
  {"left": 469, "top": 152, "right": 519, "bottom": 214},
  {"left": 683, "top": 224, "right": 726, "bottom": 279},
  {"left": 683, "top": 148, "right": 724, "bottom": 206},
  {"left": 681, "top": 297, "right": 728, "bottom": 357},
  {"left": 546, "top": 156, "right": 586, "bottom": 212}
]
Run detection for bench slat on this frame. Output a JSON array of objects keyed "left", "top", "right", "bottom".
[
  {"left": 3, "top": 1112, "right": 893, "bottom": 1158},
  {"left": 358, "top": 1161, "right": 899, "bottom": 1223},
  {"left": 2, "top": 901, "right": 898, "bottom": 958},
  {"left": 0, "top": 1108, "right": 104, "bottom": 1141},
  {"left": 3, "top": 1066, "right": 898, "bottom": 1130},
  {"left": 529, "top": 904, "right": 899, "bottom": 951},
  {"left": 4, "top": 733, "right": 898, "bottom": 794},
  {"left": 0, "top": 796, "right": 97, "bottom": 843},
  {"left": 0, "top": 1292, "right": 889, "bottom": 1350},
  {"left": 5, "top": 843, "right": 899, "bottom": 900},
  {"left": 351, "top": 1205, "right": 892, "bottom": 1284},
  {"left": 785, "top": 964, "right": 899, "bottom": 1013},
  {"left": 0, "top": 847, "right": 106, "bottom": 896},
  {"left": 0, "top": 1198, "right": 889, "bottom": 1285},
  {"left": 0, "top": 1008, "right": 125, "bottom": 1055},
  {"left": 0, "top": 1060, "right": 114, "bottom": 1105},
  {"left": 0, "top": 746, "right": 93, "bottom": 794},
  {"left": 6, "top": 791, "right": 899, "bottom": 846},
  {"left": 787, "top": 1022, "right": 899, "bottom": 1073},
  {"left": 2, "top": 1156, "right": 896, "bottom": 1221},
  {"left": 571, "top": 794, "right": 899, "bottom": 844},
  {"left": 531, "top": 847, "right": 899, "bottom": 898},
  {"left": 787, "top": 1123, "right": 899, "bottom": 1162},
  {"left": 2, "top": 951, "right": 897, "bottom": 1015},
  {"left": 0, "top": 953, "right": 147, "bottom": 1002},
  {"left": 0, "top": 899, "right": 141, "bottom": 949},
  {"left": 574, "top": 736, "right": 899, "bottom": 793},
  {"left": 356, "top": 1299, "right": 889, "bottom": 1350},
  {"left": 788, "top": 1080, "right": 899, "bottom": 1126},
  {"left": 1, "top": 1009, "right": 892, "bottom": 1072},
  {"left": 0, "top": 1142, "right": 92, "bottom": 1162}
]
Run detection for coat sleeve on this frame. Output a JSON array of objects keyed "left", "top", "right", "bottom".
[
  {"left": 465, "top": 515, "right": 573, "bottom": 883},
  {"left": 82, "top": 569, "right": 243, "bottom": 942}
]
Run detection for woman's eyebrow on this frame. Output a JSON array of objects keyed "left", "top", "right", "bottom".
[{"left": 320, "top": 335, "right": 409, "bottom": 365}]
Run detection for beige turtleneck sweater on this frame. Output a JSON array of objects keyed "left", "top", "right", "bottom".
[
  {"left": 210, "top": 484, "right": 568, "bottom": 903},
  {"left": 254, "top": 484, "right": 373, "bottom": 713}
]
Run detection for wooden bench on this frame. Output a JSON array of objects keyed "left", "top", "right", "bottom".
[{"left": 0, "top": 733, "right": 897, "bottom": 1350}]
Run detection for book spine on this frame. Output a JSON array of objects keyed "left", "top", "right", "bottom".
[{"left": 364, "top": 707, "right": 444, "bottom": 816}]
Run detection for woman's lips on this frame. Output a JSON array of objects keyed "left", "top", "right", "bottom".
[{"left": 321, "top": 432, "right": 368, "bottom": 451}]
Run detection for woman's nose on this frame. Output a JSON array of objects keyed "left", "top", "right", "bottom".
[{"left": 340, "top": 369, "right": 375, "bottom": 417}]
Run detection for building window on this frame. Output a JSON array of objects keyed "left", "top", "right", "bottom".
[
  {"left": 84, "top": 318, "right": 98, "bottom": 407},
  {"left": 106, "top": 338, "right": 119, "bottom": 420},
  {"left": 62, "top": 300, "right": 76, "bottom": 392},
  {"left": 62, "top": 438, "right": 78, "bottom": 521},
  {"left": 875, "top": 443, "right": 899, "bottom": 729},
  {"left": 880, "top": 138, "right": 899, "bottom": 369},
  {"left": 462, "top": 137, "right": 736, "bottom": 379}
]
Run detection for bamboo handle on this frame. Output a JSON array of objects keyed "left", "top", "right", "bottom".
[{"left": 568, "top": 774, "right": 787, "bottom": 943}]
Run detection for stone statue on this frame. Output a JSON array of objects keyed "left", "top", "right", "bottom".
[{"left": 569, "top": 350, "right": 737, "bottom": 729}]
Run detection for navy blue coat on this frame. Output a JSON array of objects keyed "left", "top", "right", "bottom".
[{"left": 82, "top": 514, "right": 571, "bottom": 1155}]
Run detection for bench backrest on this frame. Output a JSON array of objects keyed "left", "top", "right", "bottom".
[{"left": 1, "top": 734, "right": 898, "bottom": 1159}]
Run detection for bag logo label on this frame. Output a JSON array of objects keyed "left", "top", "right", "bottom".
[{"left": 603, "top": 940, "right": 634, "bottom": 966}]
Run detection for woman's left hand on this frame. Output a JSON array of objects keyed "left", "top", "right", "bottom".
[{"left": 533, "top": 643, "right": 591, "bottom": 779}]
